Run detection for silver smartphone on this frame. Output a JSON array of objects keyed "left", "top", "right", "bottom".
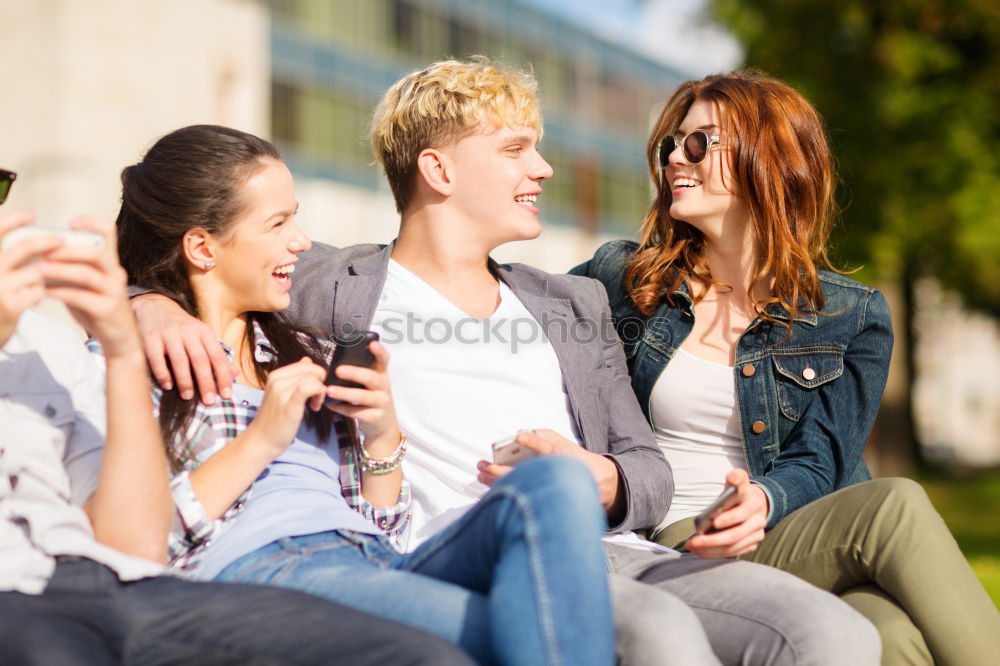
[
  {"left": 1, "top": 225, "right": 105, "bottom": 251},
  {"left": 491, "top": 433, "right": 539, "bottom": 466},
  {"left": 693, "top": 486, "right": 741, "bottom": 535}
]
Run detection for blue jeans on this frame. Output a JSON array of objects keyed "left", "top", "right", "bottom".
[
  {"left": 0, "top": 557, "right": 472, "bottom": 666},
  {"left": 216, "top": 456, "right": 615, "bottom": 666}
]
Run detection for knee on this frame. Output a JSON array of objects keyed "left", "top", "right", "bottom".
[
  {"left": 507, "top": 456, "right": 601, "bottom": 508},
  {"left": 868, "top": 477, "right": 935, "bottom": 521},
  {"left": 792, "top": 595, "right": 882, "bottom": 665}
]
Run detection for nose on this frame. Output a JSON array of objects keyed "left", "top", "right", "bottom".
[
  {"left": 668, "top": 139, "right": 688, "bottom": 167},
  {"left": 288, "top": 219, "right": 312, "bottom": 254},
  {"left": 530, "top": 149, "right": 553, "bottom": 181}
]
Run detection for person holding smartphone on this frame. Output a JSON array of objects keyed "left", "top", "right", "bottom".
[
  {"left": 571, "top": 71, "right": 1000, "bottom": 664},
  {"left": 111, "top": 126, "right": 615, "bottom": 666},
  {"left": 128, "top": 60, "right": 883, "bottom": 666},
  {"left": 0, "top": 203, "right": 471, "bottom": 665}
]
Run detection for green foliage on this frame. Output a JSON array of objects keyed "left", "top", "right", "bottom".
[
  {"left": 710, "top": 0, "right": 1000, "bottom": 313},
  {"left": 920, "top": 472, "right": 1000, "bottom": 607}
]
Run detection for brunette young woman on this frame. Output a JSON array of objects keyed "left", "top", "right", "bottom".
[
  {"left": 115, "top": 124, "right": 615, "bottom": 666},
  {"left": 572, "top": 71, "right": 1000, "bottom": 665}
]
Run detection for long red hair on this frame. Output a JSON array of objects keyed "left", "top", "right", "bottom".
[{"left": 625, "top": 71, "right": 837, "bottom": 326}]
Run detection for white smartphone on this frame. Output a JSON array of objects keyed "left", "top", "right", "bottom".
[
  {"left": 1, "top": 225, "right": 105, "bottom": 251},
  {"left": 491, "top": 433, "right": 540, "bottom": 466}
]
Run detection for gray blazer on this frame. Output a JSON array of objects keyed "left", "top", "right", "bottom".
[{"left": 285, "top": 242, "right": 672, "bottom": 533}]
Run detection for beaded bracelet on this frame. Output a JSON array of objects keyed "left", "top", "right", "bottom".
[{"left": 358, "top": 431, "right": 407, "bottom": 475}]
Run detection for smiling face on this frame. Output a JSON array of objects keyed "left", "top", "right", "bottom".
[
  {"left": 663, "top": 98, "right": 748, "bottom": 241},
  {"left": 209, "top": 158, "right": 310, "bottom": 315},
  {"left": 443, "top": 123, "right": 553, "bottom": 247}
]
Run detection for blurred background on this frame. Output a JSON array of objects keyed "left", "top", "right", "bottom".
[{"left": 2, "top": 0, "right": 997, "bottom": 601}]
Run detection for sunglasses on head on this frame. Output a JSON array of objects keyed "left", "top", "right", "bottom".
[
  {"left": 0, "top": 169, "right": 14, "bottom": 205},
  {"left": 657, "top": 130, "right": 721, "bottom": 168}
]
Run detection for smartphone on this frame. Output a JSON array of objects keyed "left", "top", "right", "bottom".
[
  {"left": 491, "top": 433, "right": 540, "bottom": 466},
  {"left": 324, "top": 331, "right": 379, "bottom": 405},
  {"left": 693, "top": 486, "right": 741, "bottom": 535},
  {"left": 1, "top": 225, "right": 105, "bottom": 251}
]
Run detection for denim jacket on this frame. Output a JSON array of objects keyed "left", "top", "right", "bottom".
[{"left": 572, "top": 240, "right": 894, "bottom": 528}]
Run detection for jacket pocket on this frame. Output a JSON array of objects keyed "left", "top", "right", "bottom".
[{"left": 772, "top": 350, "right": 844, "bottom": 421}]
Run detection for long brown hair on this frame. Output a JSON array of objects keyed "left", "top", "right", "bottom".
[
  {"left": 625, "top": 71, "right": 837, "bottom": 325},
  {"left": 117, "top": 125, "right": 333, "bottom": 470}
]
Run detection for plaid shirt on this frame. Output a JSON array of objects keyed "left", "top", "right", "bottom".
[{"left": 91, "top": 324, "right": 410, "bottom": 575}]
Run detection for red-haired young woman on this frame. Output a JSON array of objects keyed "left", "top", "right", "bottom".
[{"left": 573, "top": 71, "right": 999, "bottom": 665}]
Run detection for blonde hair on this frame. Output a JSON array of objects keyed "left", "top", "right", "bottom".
[{"left": 370, "top": 57, "right": 542, "bottom": 213}]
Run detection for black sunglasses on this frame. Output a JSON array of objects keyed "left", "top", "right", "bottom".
[
  {"left": 657, "top": 130, "right": 721, "bottom": 168},
  {"left": 0, "top": 169, "right": 14, "bottom": 205}
]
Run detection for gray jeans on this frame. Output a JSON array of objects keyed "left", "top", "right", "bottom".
[{"left": 606, "top": 543, "right": 882, "bottom": 666}]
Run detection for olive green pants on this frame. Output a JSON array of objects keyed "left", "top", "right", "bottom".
[{"left": 652, "top": 478, "right": 1000, "bottom": 666}]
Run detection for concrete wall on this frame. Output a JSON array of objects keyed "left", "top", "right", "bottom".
[{"left": 0, "top": 0, "right": 269, "bottom": 224}]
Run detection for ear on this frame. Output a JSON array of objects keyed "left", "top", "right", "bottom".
[
  {"left": 415, "top": 148, "right": 453, "bottom": 198},
  {"left": 182, "top": 228, "right": 216, "bottom": 271}
]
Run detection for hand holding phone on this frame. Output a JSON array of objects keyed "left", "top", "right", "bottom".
[
  {"left": 491, "top": 432, "right": 540, "bottom": 466},
  {"left": 0, "top": 225, "right": 105, "bottom": 252},
  {"left": 693, "top": 486, "right": 741, "bottom": 535},
  {"left": 324, "top": 332, "right": 379, "bottom": 405}
]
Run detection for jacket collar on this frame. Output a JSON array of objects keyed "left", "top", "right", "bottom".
[{"left": 666, "top": 278, "right": 819, "bottom": 327}]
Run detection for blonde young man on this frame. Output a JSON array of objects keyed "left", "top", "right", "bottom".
[{"left": 131, "top": 59, "right": 880, "bottom": 665}]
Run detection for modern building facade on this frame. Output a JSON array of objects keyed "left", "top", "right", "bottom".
[{"left": 263, "top": 0, "right": 690, "bottom": 267}]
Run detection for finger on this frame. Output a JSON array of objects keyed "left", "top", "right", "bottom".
[
  {"left": 324, "top": 403, "right": 382, "bottom": 421},
  {"left": 43, "top": 241, "right": 105, "bottom": 265},
  {"left": 514, "top": 430, "right": 554, "bottom": 456},
  {"left": 179, "top": 328, "right": 225, "bottom": 405},
  {"left": 477, "top": 460, "right": 513, "bottom": 478},
  {"left": 67, "top": 216, "right": 116, "bottom": 255},
  {"left": 725, "top": 468, "right": 750, "bottom": 488},
  {"left": 369, "top": 340, "right": 390, "bottom": 372},
  {"left": 162, "top": 334, "right": 197, "bottom": 400},
  {"left": 142, "top": 333, "right": 174, "bottom": 390},
  {"left": 333, "top": 364, "right": 386, "bottom": 390},
  {"left": 686, "top": 523, "right": 744, "bottom": 551},
  {"left": 325, "top": 385, "right": 385, "bottom": 407},
  {"left": 201, "top": 326, "right": 236, "bottom": 400},
  {"left": 0, "top": 234, "right": 64, "bottom": 271},
  {"left": 0, "top": 210, "right": 36, "bottom": 237},
  {"left": 291, "top": 377, "right": 329, "bottom": 409},
  {"left": 695, "top": 530, "right": 763, "bottom": 558},
  {"left": 45, "top": 289, "right": 111, "bottom": 326},
  {"left": 38, "top": 262, "right": 104, "bottom": 291}
]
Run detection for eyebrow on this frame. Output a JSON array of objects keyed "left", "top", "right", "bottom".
[
  {"left": 503, "top": 135, "right": 533, "bottom": 147},
  {"left": 264, "top": 204, "right": 299, "bottom": 223}
]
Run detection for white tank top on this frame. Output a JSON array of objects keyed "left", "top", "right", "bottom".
[{"left": 650, "top": 348, "right": 747, "bottom": 534}]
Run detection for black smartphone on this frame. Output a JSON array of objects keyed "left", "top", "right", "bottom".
[
  {"left": 324, "top": 331, "right": 379, "bottom": 405},
  {"left": 693, "top": 486, "right": 740, "bottom": 535}
]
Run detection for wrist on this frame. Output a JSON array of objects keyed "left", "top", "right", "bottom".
[
  {"left": 240, "top": 422, "right": 289, "bottom": 461},
  {"left": 359, "top": 423, "right": 401, "bottom": 456},
  {"left": 358, "top": 430, "right": 406, "bottom": 475}
]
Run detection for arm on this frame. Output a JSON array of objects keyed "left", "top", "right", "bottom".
[
  {"left": 476, "top": 277, "right": 672, "bottom": 532},
  {"left": 589, "top": 278, "right": 673, "bottom": 532},
  {"left": 127, "top": 242, "right": 343, "bottom": 404},
  {"left": 43, "top": 218, "right": 172, "bottom": 562},
  {"left": 687, "top": 289, "right": 893, "bottom": 557},
  {"left": 752, "top": 290, "right": 893, "bottom": 527},
  {"left": 325, "top": 340, "right": 404, "bottom": 508}
]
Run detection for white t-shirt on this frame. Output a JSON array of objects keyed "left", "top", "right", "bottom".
[
  {"left": 371, "top": 260, "right": 579, "bottom": 548},
  {"left": 650, "top": 348, "right": 747, "bottom": 534}
]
